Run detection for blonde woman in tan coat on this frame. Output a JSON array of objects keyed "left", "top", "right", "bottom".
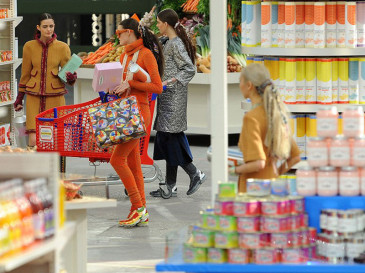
[{"left": 14, "top": 13, "right": 76, "bottom": 149}]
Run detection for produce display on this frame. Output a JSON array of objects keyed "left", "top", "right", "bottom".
[
  {"left": 79, "top": 42, "right": 123, "bottom": 66},
  {"left": 0, "top": 81, "right": 11, "bottom": 103},
  {"left": 0, "top": 123, "right": 10, "bottom": 147}
]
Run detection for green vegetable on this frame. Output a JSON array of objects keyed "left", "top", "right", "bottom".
[
  {"left": 227, "top": 29, "right": 246, "bottom": 67},
  {"left": 197, "top": 0, "right": 210, "bottom": 22},
  {"left": 196, "top": 25, "right": 210, "bottom": 58}
]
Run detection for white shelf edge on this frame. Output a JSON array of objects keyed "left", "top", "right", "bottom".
[
  {"left": 65, "top": 197, "right": 117, "bottom": 210},
  {"left": 0, "top": 239, "right": 56, "bottom": 272},
  {"left": 0, "top": 16, "right": 23, "bottom": 27},
  {"left": 241, "top": 101, "right": 365, "bottom": 113},
  {"left": 242, "top": 47, "right": 365, "bottom": 57},
  {"left": 0, "top": 222, "right": 75, "bottom": 272},
  {"left": 0, "top": 59, "right": 22, "bottom": 68},
  {"left": 292, "top": 160, "right": 308, "bottom": 170},
  {"left": 0, "top": 100, "right": 14, "bottom": 107}
]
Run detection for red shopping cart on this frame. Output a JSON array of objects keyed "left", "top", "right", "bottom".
[{"left": 36, "top": 93, "right": 163, "bottom": 198}]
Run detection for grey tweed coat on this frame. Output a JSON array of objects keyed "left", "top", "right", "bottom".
[{"left": 153, "top": 37, "right": 196, "bottom": 133}]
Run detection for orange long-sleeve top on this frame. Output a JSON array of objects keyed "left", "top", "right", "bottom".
[{"left": 121, "top": 39, "right": 163, "bottom": 105}]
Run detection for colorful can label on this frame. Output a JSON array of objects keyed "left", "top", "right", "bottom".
[
  {"left": 296, "top": 2, "right": 305, "bottom": 47},
  {"left": 241, "top": 1, "right": 247, "bottom": 46},
  {"left": 349, "top": 58, "right": 359, "bottom": 104},
  {"left": 332, "top": 58, "right": 339, "bottom": 103},
  {"left": 285, "top": 2, "right": 296, "bottom": 48},
  {"left": 239, "top": 232, "right": 270, "bottom": 249},
  {"left": 228, "top": 248, "right": 249, "bottom": 264},
  {"left": 314, "top": 2, "right": 326, "bottom": 48},
  {"left": 278, "top": 2, "right": 286, "bottom": 47},
  {"left": 279, "top": 58, "right": 286, "bottom": 101},
  {"left": 360, "top": 58, "right": 365, "bottom": 103},
  {"left": 305, "top": 2, "right": 315, "bottom": 47},
  {"left": 285, "top": 58, "right": 296, "bottom": 103},
  {"left": 317, "top": 59, "right": 332, "bottom": 104},
  {"left": 261, "top": 2, "right": 272, "bottom": 47},
  {"left": 208, "top": 248, "right": 227, "bottom": 263},
  {"left": 253, "top": 248, "right": 279, "bottom": 264},
  {"left": 326, "top": 2, "right": 337, "bottom": 47},
  {"left": 338, "top": 58, "right": 349, "bottom": 103},
  {"left": 337, "top": 2, "right": 346, "bottom": 47},
  {"left": 237, "top": 216, "right": 261, "bottom": 232},
  {"left": 346, "top": 2, "right": 357, "bottom": 48},
  {"left": 357, "top": 2, "right": 365, "bottom": 47},
  {"left": 245, "top": 1, "right": 262, "bottom": 47},
  {"left": 296, "top": 58, "right": 306, "bottom": 103},
  {"left": 305, "top": 58, "right": 317, "bottom": 103},
  {"left": 272, "top": 2, "right": 279, "bottom": 47}
]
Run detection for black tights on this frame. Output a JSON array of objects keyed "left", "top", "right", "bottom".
[{"left": 165, "top": 162, "right": 197, "bottom": 186}]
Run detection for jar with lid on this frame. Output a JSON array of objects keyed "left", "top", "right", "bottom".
[
  {"left": 337, "top": 210, "right": 358, "bottom": 233},
  {"left": 316, "top": 106, "right": 339, "bottom": 138},
  {"left": 347, "top": 209, "right": 364, "bottom": 231},
  {"left": 325, "top": 209, "right": 339, "bottom": 232},
  {"left": 317, "top": 167, "right": 338, "bottom": 196},
  {"left": 325, "top": 234, "right": 345, "bottom": 263},
  {"left": 339, "top": 167, "right": 360, "bottom": 196},
  {"left": 352, "top": 136, "right": 365, "bottom": 166},
  {"left": 361, "top": 168, "right": 365, "bottom": 196},
  {"left": 330, "top": 136, "right": 351, "bottom": 167},
  {"left": 307, "top": 137, "right": 329, "bottom": 167},
  {"left": 296, "top": 166, "right": 316, "bottom": 196},
  {"left": 346, "top": 235, "right": 365, "bottom": 261},
  {"left": 342, "top": 106, "right": 365, "bottom": 138}
]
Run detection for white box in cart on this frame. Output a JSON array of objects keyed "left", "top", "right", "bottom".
[
  {"left": 92, "top": 62, "right": 123, "bottom": 93},
  {"left": 0, "top": 123, "right": 10, "bottom": 147}
]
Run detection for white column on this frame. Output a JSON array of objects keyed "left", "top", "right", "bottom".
[{"left": 210, "top": 0, "right": 228, "bottom": 205}]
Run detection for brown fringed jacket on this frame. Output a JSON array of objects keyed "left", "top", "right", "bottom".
[{"left": 18, "top": 33, "right": 71, "bottom": 96}]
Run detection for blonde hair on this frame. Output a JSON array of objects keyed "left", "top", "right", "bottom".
[{"left": 240, "top": 63, "right": 292, "bottom": 161}]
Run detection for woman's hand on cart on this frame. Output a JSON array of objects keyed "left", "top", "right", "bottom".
[
  {"left": 66, "top": 71, "right": 77, "bottom": 85},
  {"left": 112, "top": 81, "right": 131, "bottom": 96}
]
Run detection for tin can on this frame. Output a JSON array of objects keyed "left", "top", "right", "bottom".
[
  {"left": 301, "top": 228, "right": 310, "bottom": 245},
  {"left": 237, "top": 216, "right": 261, "bottom": 233},
  {"left": 325, "top": 209, "right": 338, "bottom": 232},
  {"left": 261, "top": 197, "right": 289, "bottom": 216},
  {"left": 282, "top": 247, "right": 302, "bottom": 264},
  {"left": 270, "top": 231, "right": 292, "bottom": 248},
  {"left": 214, "top": 197, "right": 234, "bottom": 216},
  {"left": 252, "top": 248, "right": 279, "bottom": 264},
  {"left": 325, "top": 235, "right": 345, "bottom": 263},
  {"left": 300, "top": 246, "right": 310, "bottom": 262},
  {"left": 214, "top": 231, "right": 239, "bottom": 249},
  {"left": 183, "top": 244, "right": 207, "bottom": 263},
  {"left": 346, "top": 235, "right": 365, "bottom": 260},
  {"left": 192, "top": 229, "right": 215, "bottom": 248},
  {"left": 337, "top": 210, "right": 358, "bottom": 233},
  {"left": 271, "top": 177, "right": 289, "bottom": 196},
  {"left": 234, "top": 196, "right": 261, "bottom": 216},
  {"left": 347, "top": 209, "right": 364, "bottom": 231},
  {"left": 308, "top": 227, "right": 317, "bottom": 244},
  {"left": 300, "top": 213, "right": 309, "bottom": 228},
  {"left": 261, "top": 215, "right": 289, "bottom": 232},
  {"left": 246, "top": 179, "right": 271, "bottom": 197},
  {"left": 309, "top": 243, "right": 317, "bottom": 259},
  {"left": 291, "top": 230, "right": 303, "bottom": 247},
  {"left": 218, "top": 182, "right": 237, "bottom": 198},
  {"left": 286, "top": 175, "right": 297, "bottom": 195},
  {"left": 228, "top": 248, "right": 249, "bottom": 264},
  {"left": 207, "top": 248, "right": 227, "bottom": 263},
  {"left": 201, "top": 212, "right": 219, "bottom": 230},
  {"left": 288, "top": 214, "right": 302, "bottom": 230},
  {"left": 289, "top": 196, "right": 305, "bottom": 214},
  {"left": 219, "top": 215, "right": 237, "bottom": 232},
  {"left": 239, "top": 232, "right": 270, "bottom": 249}
]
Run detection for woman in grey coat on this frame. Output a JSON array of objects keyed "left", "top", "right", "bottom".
[{"left": 150, "top": 9, "right": 206, "bottom": 199}]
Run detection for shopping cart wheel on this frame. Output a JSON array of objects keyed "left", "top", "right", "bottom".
[
  {"left": 124, "top": 188, "right": 128, "bottom": 196},
  {"left": 161, "top": 188, "right": 172, "bottom": 199}
]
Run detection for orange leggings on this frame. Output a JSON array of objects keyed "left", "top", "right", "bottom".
[{"left": 110, "top": 104, "right": 150, "bottom": 211}]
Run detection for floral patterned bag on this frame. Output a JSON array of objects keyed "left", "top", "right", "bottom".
[{"left": 88, "top": 95, "right": 146, "bottom": 148}]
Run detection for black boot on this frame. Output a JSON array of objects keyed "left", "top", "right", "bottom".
[
  {"left": 181, "top": 163, "right": 206, "bottom": 195},
  {"left": 150, "top": 164, "right": 178, "bottom": 199}
]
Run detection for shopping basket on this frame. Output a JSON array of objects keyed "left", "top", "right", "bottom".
[{"left": 36, "top": 93, "right": 163, "bottom": 197}]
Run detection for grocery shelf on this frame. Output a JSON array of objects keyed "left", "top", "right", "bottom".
[
  {"left": 292, "top": 160, "right": 308, "bottom": 169},
  {"left": 0, "top": 17, "right": 23, "bottom": 27},
  {"left": 242, "top": 47, "right": 365, "bottom": 57},
  {"left": 0, "top": 100, "right": 13, "bottom": 107},
  {"left": 0, "top": 58, "right": 22, "bottom": 68},
  {"left": 190, "top": 72, "right": 240, "bottom": 85},
  {"left": 241, "top": 101, "right": 365, "bottom": 113},
  {"left": 66, "top": 196, "right": 117, "bottom": 210},
  {"left": 156, "top": 262, "right": 365, "bottom": 273},
  {"left": 0, "top": 222, "right": 75, "bottom": 273}
]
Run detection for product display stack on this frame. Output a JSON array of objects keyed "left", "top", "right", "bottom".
[
  {"left": 183, "top": 180, "right": 318, "bottom": 264},
  {"left": 296, "top": 105, "right": 365, "bottom": 263}
]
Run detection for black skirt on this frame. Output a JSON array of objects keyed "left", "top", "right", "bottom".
[{"left": 153, "top": 131, "right": 193, "bottom": 166}]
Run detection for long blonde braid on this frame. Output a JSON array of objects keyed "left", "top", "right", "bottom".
[{"left": 241, "top": 63, "right": 292, "bottom": 161}]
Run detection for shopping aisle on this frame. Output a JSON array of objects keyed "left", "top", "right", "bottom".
[{"left": 65, "top": 137, "right": 218, "bottom": 273}]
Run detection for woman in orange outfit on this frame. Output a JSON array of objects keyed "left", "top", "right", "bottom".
[{"left": 109, "top": 18, "right": 163, "bottom": 228}]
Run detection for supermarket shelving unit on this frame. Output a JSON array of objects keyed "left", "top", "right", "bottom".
[{"left": 0, "top": 153, "right": 76, "bottom": 273}]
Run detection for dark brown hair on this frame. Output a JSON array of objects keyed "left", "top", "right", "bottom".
[
  {"left": 157, "top": 9, "right": 196, "bottom": 64},
  {"left": 119, "top": 18, "right": 164, "bottom": 77},
  {"left": 35, "top": 13, "right": 54, "bottom": 37}
]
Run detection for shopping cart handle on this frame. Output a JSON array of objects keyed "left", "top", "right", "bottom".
[{"left": 37, "top": 117, "right": 55, "bottom": 122}]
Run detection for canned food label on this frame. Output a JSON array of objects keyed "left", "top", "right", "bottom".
[
  {"left": 307, "top": 147, "right": 328, "bottom": 161},
  {"left": 283, "top": 249, "right": 301, "bottom": 263},
  {"left": 219, "top": 217, "right": 231, "bottom": 229},
  {"left": 256, "top": 250, "right": 275, "bottom": 264},
  {"left": 353, "top": 147, "right": 365, "bottom": 162},
  {"left": 327, "top": 242, "right": 345, "bottom": 258},
  {"left": 338, "top": 218, "right": 357, "bottom": 233},
  {"left": 293, "top": 200, "right": 304, "bottom": 213},
  {"left": 195, "top": 234, "right": 208, "bottom": 245},
  {"left": 326, "top": 216, "right": 338, "bottom": 231},
  {"left": 330, "top": 146, "right": 350, "bottom": 161},
  {"left": 297, "top": 177, "right": 316, "bottom": 191},
  {"left": 215, "top": 234, "right": 228, "bottom": 247},
  {"left": 207, "top": 215, "right": 218, "bottom": 228},
  {"left": 317, "top": 177, "right": 337, "bottom": 191},
  {"left": 209, "top": 249, "right": 223, "bottom": 261},
  {"left": 340, "top": 177, "right": 360, "bottom": 191},
  {"left": 263, "top": 218, "right": 280, "bottom": 232},
  {"left": 243, "top": 234, "right": 259, "bottom": 248},
  {"left": 234, "top": 203, "right": 247, "bottom": 215},
  {"left": 272, "top": 233, "right": 289, "bottom": 248},
  {"left": 238, "top": 217, "right": 259, "bottom": 232},
  {"left": 229, "top": 249, "right": 247, "bottom": 263},
  {"left": 214, "top": 201, "right": 222, "bottom": 214},
  {"left": 346, "top": 243, "right": 365, "bottom": 258},
  {"left": 320, "top": 213, "right": 327, "bottom": 229},
  {"left": 317, "top": 118, "right": 337, "bottom": 133},
  {"left": 262, "top": 202, "right": 278, "bottom": 215}
]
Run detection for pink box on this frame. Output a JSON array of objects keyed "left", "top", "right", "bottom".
[{"left": 92, "top": 62, "right": 123, "bottom": 92}]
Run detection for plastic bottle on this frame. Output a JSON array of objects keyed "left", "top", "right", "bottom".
[
  {"left": 342, "top": 106, "right": 364, "bottom": 137},
  {"left": 339, "top": 166, "right": 360, "bottom": 196},
  {"left": 316, "top": 106, "right": 338, "bottom": 137},
  {"left": 24, "top": 180, "right": 45, "bottom": 241},
  {"left": 330, "top": 135, "right": 351, "bottom": 167},
  {"left": 37, "top": 179, "right": 54, "bottom": 238},
  {"left": 0, "top": 184, "right": 10, "bottom": 257}
]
